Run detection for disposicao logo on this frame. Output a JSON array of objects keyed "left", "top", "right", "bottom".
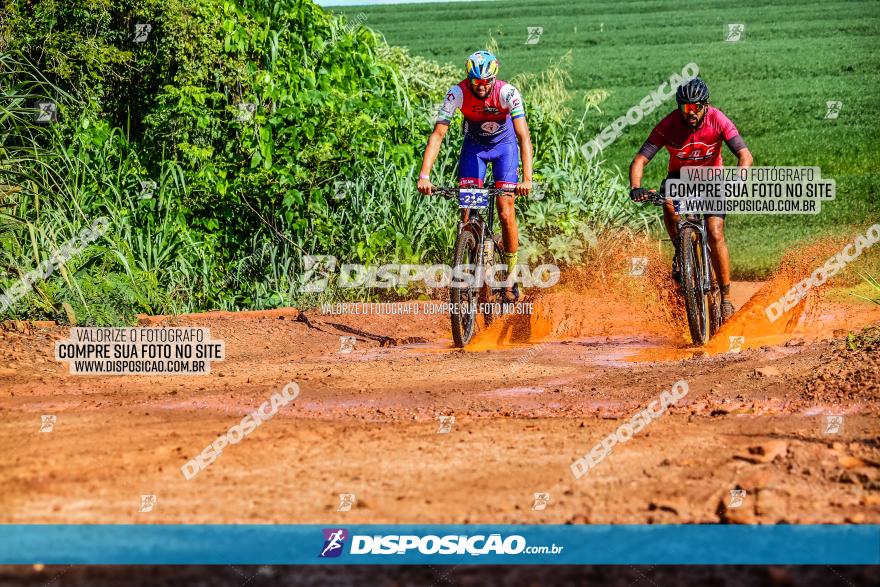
[{"left": 319, "top": 528, "right": 349, "bottom": 558}]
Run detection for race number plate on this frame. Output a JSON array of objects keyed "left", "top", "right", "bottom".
[{"left": 459, "top": 189, "right": 489, "bottom": 210}]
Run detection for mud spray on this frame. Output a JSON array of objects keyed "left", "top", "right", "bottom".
[
  {"left": 468, "top": 232, "right": 685, "bottom": 351},
  {"left": 467, "top": 232, "right": 880, "bottom": 359},
  {"left": 703, "top": 235, "right": 879, "bottom": 354}
]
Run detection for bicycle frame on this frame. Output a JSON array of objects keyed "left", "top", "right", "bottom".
[
  {"left": 429, "top": 183, "right": 514, "bottom": 285},
  {"left": 678, "top": 214, "right": 713, "bottom": 294},
  {"left": 428, "top": 183, "right": 515, "bottom": 347},
  {"left": 459, "top": 193, "right": 496, "bottom": 270},
  {"left": 645, "top": 189, "right": 720, "bottom": 344}
]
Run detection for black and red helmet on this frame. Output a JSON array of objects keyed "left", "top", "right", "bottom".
[{"left": 676, "top": 77, "right": 710, "bottom": 104}]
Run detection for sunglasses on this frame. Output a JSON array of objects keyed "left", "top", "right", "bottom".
[
  {"left": 680, "top": 102, "right": 707, "bottom": 115},
  {"left": 470, "top": 78, "right": 494, "bottom": 88}
]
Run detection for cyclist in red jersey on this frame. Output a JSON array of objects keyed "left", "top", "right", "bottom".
[{"left": 629, "top": 78, "right": 753, "bottom": 322}]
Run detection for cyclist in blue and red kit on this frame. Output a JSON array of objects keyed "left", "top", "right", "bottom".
[{"left": 418, "top": 50, "right": 533, "bottom": 302}]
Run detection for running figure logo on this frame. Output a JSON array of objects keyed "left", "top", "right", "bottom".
[
  {"left": 825, "top": 101, "right": 842, "bottom": 120},
  {"left": 319, "top": 528, "right": 349, "bottom": 558},
  {"left": 35, "top": 101, "right": 57, "bottom": 123},
  {"left": 133, "top": 23, "right": 152, "bottom": 43},
  {"left": 532, "top": 492, "right": 551, "bottom": 511},
  {"left": 824, "top": 415, "right": 844, "bottom": 435},
  {"left": 339, "top": 335, "right": 356, "bottom": 354},
  {"left": 39, "top": 415, "right": 57, "bottom": 432},
  {"left": 139, "top": 494, "right": 157, "bottom": 512},
  {"left": 525, "top": 27, "right": 544, "bottom": 45},
  {"left": 630, "top": 257, "right": 648, "bottom": 277},
  {"left": 728, "top": 489, "right": 746, "bottom": 509},
  {"left": 139, "top": 180, "right": 157, "bottom": 201},
  {"left": 728, "top": 336, "right": 745, "bottom": 354},
  {"left": 337, "top": 493, "right": 356, "bottom": 512},
  {"left": 725, "top": 24, "right": 745, "bottom": 42},
  {"left": 437, "top": 415, "right": 455, "bottom": 434},
  {"left": 236, "top": 102, "right": 257, "bottom": 123}
]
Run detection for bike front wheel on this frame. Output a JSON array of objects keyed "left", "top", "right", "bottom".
[
  {"left": 450, "top": 227, "right": 479, "bottom": 347},
  {"left": 679, "top": 227, "right": 710, "bottom": 345}
]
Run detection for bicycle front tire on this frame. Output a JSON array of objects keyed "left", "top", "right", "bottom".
[
  {"left": 450, "top": 228, "right": 479, "bottom": 347},
  {"left": 679, "top": 226, "right": 710, "bottom": 345}
]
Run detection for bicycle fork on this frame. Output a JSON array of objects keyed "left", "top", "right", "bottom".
[
  {"left": 461, "top": 202, "right": 497, "bottom": 291},
  {"left": 683, "top": 217, "right": 713, "bottom": 295},
  {"left": 700, "top": 222, "right": 712, "bottom": 294}
]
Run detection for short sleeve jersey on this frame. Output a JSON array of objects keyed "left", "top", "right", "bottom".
[
  {"left": 436, "top": 79, "right": 525, "bottom": 146},
  {"left": 647, "top": 106, "right": 739, "bottom": 171}
]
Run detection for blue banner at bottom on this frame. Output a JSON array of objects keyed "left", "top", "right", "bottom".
[{"left": 1, "top": 525, "right": 878, "bottom": 565}]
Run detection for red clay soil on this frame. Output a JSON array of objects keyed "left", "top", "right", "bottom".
[{"left": 2, "top": 258, "right": 879, "bottom": 528}]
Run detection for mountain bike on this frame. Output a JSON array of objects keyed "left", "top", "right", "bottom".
[
  {"left": 644, "top": 190, "right": 722, "bottom": 345},
  {"left": 428, "top": 183, "right": 516, "bottom": 347}
]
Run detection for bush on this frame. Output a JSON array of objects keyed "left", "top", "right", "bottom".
[{"left": 0, "top": 0, "right": 649, "bottom": 322}]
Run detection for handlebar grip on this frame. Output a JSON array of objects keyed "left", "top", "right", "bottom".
[{"left": 428, "top": 189, "right": 457, "bottom": 200}]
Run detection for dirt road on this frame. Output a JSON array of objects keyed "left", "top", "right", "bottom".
[{"left": 2, "top": 270, "right": 879, "bottom": 527}]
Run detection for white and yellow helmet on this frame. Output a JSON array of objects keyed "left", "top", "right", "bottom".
[{"left": 465, "top": 50, "right": 499, "bottom": 80}]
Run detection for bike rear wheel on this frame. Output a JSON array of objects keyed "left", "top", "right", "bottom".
[
  {"left": 679, "top": 227, "right": 710, "bottom": 345},
  {"left": 450, "top": 228, "right": 479, "bottom": 347}
]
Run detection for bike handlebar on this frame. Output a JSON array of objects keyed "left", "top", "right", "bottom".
[
  {"left": 426, "top": 185, "right": 518, "bottom": 199},
  {"left": 641, "top": 190, "right": 703, "bottom": 224},
  {"left": 645, "top": 191, "right": 667, "bottom": 206}
]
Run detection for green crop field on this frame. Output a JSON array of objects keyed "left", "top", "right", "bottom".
[
  {"left": 336, "top": 0, "right": 880, "bottom": 278},
  {"left": 2, "top": 0, "right": 877, "bottom": 323}
]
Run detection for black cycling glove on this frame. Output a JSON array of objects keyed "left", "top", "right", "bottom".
[{"left": 629, "top": 187, "right": 649, "bottom": 201}]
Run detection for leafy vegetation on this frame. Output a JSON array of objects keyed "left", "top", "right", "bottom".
[
  {"left": 337, "top": 0, "right": 880, "bottom": 279},
  {"left": 0, "top": 0, "right": 645, "bottom": 323},
  {"left": 845, "top": 324, "right": 880, "bottom": 351}
]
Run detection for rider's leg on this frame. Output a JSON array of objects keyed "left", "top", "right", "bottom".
[
  {"left": 495, "top": 193, "right": 519, "bottom": 302},
  {"left": 663, "top": 201, "right": 682, "bottom": 281},
  {"left": 706, "top": 215, "right": 735, "bottom": 320},
  {"left": 706, "top": 216, "right": 731, "bottom": 289},
  {"left": 660, "top": 174, "right": 680, "bottom": 242},
  {"left": 491, "top": 142, "right": 520, "bottom": 262},
  {"left": 491, "top": 141, "right": 521, "bottom": 301},
  {"left": 496, "top": 193, "right": 518, "bottom": 259},
  {"left": 662, "top": 200, "right": 679, "bottom": 241}
]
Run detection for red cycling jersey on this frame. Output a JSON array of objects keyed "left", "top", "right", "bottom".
[{"left": 646, "top": 106, "right": 739, "bottom": 172}]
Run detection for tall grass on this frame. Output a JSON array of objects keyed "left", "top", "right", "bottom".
[
  {"left": 1, "top": 2, "right": 650, "bottom": 322},
  {"left": 0, "top": 54, "right": 203, "bottom": 322},
  {"left": 339, "top": 0, "right": 880, "bottom": 279}
]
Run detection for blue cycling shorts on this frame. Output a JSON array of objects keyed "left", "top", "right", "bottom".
[{"left": 459, "top": 138, "right": 519, "bottom": 189}]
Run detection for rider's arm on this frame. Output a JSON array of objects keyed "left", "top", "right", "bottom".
[
  {"left": 735, "top": 146, "right": 753, "bottom": 168},
  {"left": 418, "top": 87, "right": 462, "bottom": 193},
  {"left": 419, "top": 123, "right": 449, "bottom": 182},
  {"left": 629, "top": 151, "right": 652, "bottom": 189},
  {"left": 717, "top": 110, "right": 752, "bottom": 167},
  {"left": 631, "top": 121, "right": 666, "bottom": 192},
  {"left": 513, "top": 117, "right": 533, "bottom": 193},
  {"left": 725, "top": 135, "right": 753, "bottom": 167},
  {"left": 629, "top": 135, "right": 664, "bottom": 201}
]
